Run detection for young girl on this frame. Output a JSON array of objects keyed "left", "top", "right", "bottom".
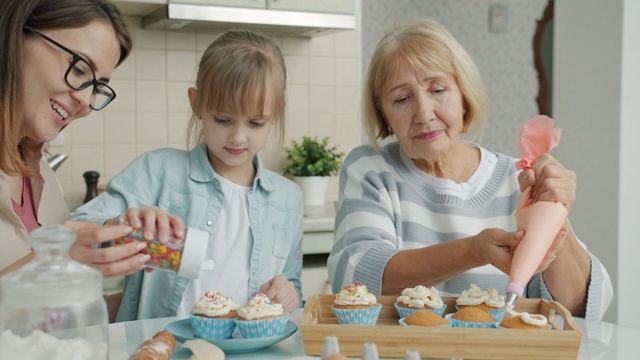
[{"left": 71, "top": 29, "right": 304, "bottom": 322}]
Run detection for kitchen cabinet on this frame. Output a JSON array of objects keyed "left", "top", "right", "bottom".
[
  {"left": 170, "top": 0, "right": 265, "bottom": 8},
  {"left": 268, "top": 0, "right": 354, "bottom": 15},
  {"left": 111, "top": 0, "right": 356, "bottom": 37}
]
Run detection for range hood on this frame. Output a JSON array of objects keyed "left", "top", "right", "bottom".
[{"left": 141, "top": 3, "right": 356, "bottom": 37}]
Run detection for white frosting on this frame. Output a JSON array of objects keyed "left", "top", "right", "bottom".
[
  {"left": 334, "top": 281, "right": 377, "bottom": 306},
  {"left": 237, "top": 293, "right": 284, "bottom": 320},
  {"left": 191, "top": 291, "right": 240, "bottom": 317},
  {"left": 456, "top": 283, "right": 505, "bottom": 308},
  {"left": 520, "top": 312, "right": 548, "bottom": 326},
  {"left": 396, "top": 285, "right": 444, "bottom": 309},
  {"left": 505, "top": 308, "right": 548, "bottom": 327},
  {"left": 0, "top": 330, "right": 107, "bottom": 360}
]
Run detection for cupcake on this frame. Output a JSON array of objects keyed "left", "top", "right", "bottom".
[
  {"left": 189, "top": 291, "right": 240, "bottom": 339},
  {"left": 445, "top": 307, "right": 498, "bottom": 328},
  {"left": 399, "top": 310, "right": 450, "bottom": 327},
  {"left": 331, "top": 281, "right": 382, "bottom": 325},
  {"left": 500, "top": 312, "right": 550, "bottom": 330},
  {"left": 233, "top": 293, "right": 290, "bottom": 338},
  {"left": 455, "top": 284, "right": 506, "bottom": 321},
  {"left": 394, "top": 285, "right": 446, "bottom": 317}
]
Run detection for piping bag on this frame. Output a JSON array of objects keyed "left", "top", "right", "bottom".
[{"left": 505, "top": 115, "right": 568, "bottom": 309}]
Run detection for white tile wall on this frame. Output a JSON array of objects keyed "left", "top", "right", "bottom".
[{"left": 50, "top": 18, "right": 362, "bottom": 211}]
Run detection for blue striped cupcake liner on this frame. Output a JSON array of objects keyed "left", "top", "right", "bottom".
[
  {"left": 394, "top": 301, "right": 446, "bottom": 318},
  {"left": 444, "top": 313, "right": 498, "bottom": 328},
  {"left": 190, "top": 314, "right": 236, "bottom": 339},
  {"left": 233, "top": 313, "right": 290, "bottom": 339},
  {"left": 331, "top": 304, "right": 382, "bottom": 325},
  {"left": 398, "top": 317, "right": 451, "bottom": 327},
  {"left": 454, "top": 304, "right": 505, "bottom": 322}
]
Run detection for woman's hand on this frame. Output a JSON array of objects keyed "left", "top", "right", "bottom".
[
  {"left": 259, "top": 274, "right": 299, "bottom": 313},
  {"left": 518, "top": 153, "right": 577, "bottom": 213},
  {"left": 105, "top": 206, "right": 186, "bottom": 244},
  {"left": 472, "top": 227, "right": 564, "bottom": 276},
  {"left": 66, "top": 221, "right": 147, "bottom": 278}
]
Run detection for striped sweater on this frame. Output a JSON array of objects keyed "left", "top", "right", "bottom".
[{"left": 328, "top": 142, "right": 612, "bottom": 320}]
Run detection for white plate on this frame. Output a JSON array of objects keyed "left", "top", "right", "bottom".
[{"left": 164, "top": 319, "right": 297, "bottom": 354}]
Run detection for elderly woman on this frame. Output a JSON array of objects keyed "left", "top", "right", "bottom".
[{"left": 327, "top": 19, "right": 612, "bottom": 320}]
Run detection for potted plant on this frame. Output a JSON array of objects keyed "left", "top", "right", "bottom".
[{"left": 283, "top": 136, "right": 345, "bottom": 206}]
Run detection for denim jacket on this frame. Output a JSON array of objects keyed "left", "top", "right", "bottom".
[{"left": 71, "top": 143, "right": 303, "bottom": 321}]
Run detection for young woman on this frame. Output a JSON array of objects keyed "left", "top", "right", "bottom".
[
  {"left": 0, "top": 0, "right": 149, "bottom": 281},
  {"left": 72, "top": 29, "right": 304, "bottom": 322}
]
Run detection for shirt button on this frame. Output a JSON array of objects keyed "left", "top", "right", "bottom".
[
  {"left": 251, "top": 220, "right": 257, "bottom": 226},
  {"left": 206, "top": 220, "right": 213, "bottom": 226},
  {"left": 252, "top": 268, "right": 258, "bottom": 276}
]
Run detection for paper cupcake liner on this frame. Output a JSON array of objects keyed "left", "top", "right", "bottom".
[
  {"left": 454, "top": 304, "right": 505, "bottom": 322},
  {"left": 394, "top": 302, "right": 446, "bottom": 318},
  {"left": 398, "top": 317, "right": 451, "bottom": 327},
  {"left": 190, "top": 314, "right": 236, "bottom": 339},
  {"left": 444, "top": 313, "right": 498, "bottom": 328},
  {"left": 331, "top": 304, "right": 382, "bottom": 326},
  {"left": 233, "top": 313, "right": 290, "bottom": 339}
]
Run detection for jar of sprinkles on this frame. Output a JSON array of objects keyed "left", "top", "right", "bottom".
[{"left": 115, "top": 215, "right": 209, "bottom": 279}]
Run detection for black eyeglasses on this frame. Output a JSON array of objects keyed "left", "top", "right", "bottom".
[{"left": 24, "top": 28, "right": 116, "bottom": 110}]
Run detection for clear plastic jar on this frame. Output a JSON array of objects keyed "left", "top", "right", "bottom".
[
  {"left": 115, "top": 215, "right": 209, "bottom": 279},
  {"left": 0, "top": 225, "right": 109, "bottom": 359}
]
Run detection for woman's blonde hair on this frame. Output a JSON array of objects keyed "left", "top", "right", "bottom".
[
  {"left": 0, "top": 0, "right": 132, "bottom": 175},
  {"left": 363, "top": 18, "right": 487, "bottom": 147},
  {"left": 187, "top": 29, "right": 287, "bottom": 148}
]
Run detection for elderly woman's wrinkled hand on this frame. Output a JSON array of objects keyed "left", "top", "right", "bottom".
[
  {"left": 472, "top": 228, "right": 521, "bottom": 275},
  {"left": 517, "top": 153, "right": 576, "bottom": 213}
]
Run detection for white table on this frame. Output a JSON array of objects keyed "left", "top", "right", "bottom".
[{"left": 109, "top": 309, "right": 640, "bottom": 359}]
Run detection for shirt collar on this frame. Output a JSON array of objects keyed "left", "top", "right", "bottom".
[{"left": 188, "top": 143, "right": 276, "bottom": 192}]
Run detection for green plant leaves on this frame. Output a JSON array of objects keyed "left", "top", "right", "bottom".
[{"left": 283, "top": 136, "right": 345, "bottom": 177}]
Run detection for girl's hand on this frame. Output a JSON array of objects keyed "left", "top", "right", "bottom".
[
  {"left": 66, "top": 221, "right": 147, "bottom": 278},
  {"left": 517, "top": 153, "right": 577, "bottom": 213},
  {"left": 105, "top": 207, "right": 185, "bottom": 244},
  {"left": 259, "top": 274, "right": 299, "bottom": 313}
]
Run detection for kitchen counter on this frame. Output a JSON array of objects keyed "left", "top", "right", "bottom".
[
  {"left": 109, "top": 309, "right": 640, "bottom": 359},
  {"left": 302, "top": 202, "right": 335, "bottom": 233},
  {"left": 301, "top": 202, "right": 336, "bottom": 255}
]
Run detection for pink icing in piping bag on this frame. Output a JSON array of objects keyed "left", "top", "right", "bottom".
[{"left": 506, "top": 116, "right": 568, "bottom": 308}]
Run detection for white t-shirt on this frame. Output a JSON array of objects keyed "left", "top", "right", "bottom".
[{"left": 176, "top": 176, "right": 253, "bottom": 318}]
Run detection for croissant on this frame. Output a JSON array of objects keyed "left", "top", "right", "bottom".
[{"left": 128, "top": 331, "right": 176, "bottom": 360}]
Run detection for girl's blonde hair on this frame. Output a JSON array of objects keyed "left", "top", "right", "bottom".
[
  {"left": 363, "top": 18, "right": 487, "bottom": 147},
  {"left": 0, "top": 0, "right": 132, "bottom": 176},
  {"left": 187, "top": 29, "right": 287, "bottom": 148}
]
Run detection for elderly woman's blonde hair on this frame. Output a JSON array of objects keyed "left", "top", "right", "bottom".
[{"left": 363, "top": 18, "right": 487, "bottom": 147}]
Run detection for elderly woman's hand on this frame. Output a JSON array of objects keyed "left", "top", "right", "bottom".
[
  {"left": 473, "top": 227, "right": 566, "bottom": 276},
  {"left": 517, "top": 153, "right": 577, "bottom": 213}
]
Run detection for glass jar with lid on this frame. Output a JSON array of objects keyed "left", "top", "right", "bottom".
[{"left": 0, "top": 224, "right": 109, "bottom": 359}]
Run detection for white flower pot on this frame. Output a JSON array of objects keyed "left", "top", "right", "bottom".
[{"left": 294, "top": 176, "right": 328, "bottom": 207}]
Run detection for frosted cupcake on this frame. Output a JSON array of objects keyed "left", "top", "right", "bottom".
[
  {"left": 190, "top": 291, "right": 240, "bottom": 339},
  {"left": 394, "top": 285, "right": 446, "bottom": 317},
  {"left": 499, "top": 311, "right": 551, "bottom": 330},
  {"left": 455, "top": 284, "right": 506, "bottom": 321},
  {"left": 331, "top": 281, "right": 382, "bottom": 326},
  {"left": 233, "top": 293, "right": 290, "bottom": 338}
]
